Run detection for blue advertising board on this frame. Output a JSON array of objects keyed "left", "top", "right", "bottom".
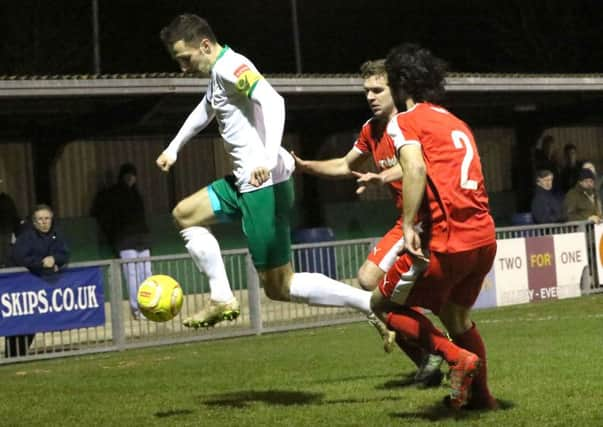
[{"left": 0, "top": 267, "right": 105, "bottom": 335}]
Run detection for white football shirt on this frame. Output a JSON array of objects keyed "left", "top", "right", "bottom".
[{"left": 207, "top": 46, "right": 293, "bottom": 192}]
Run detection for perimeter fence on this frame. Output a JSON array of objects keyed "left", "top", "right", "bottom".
[{"left": 1, "top": 220, "right": 600, "bottom": 364}]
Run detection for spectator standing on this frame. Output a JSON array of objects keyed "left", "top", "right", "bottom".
[
  {"left": 0, "top": 184, "right": 25, "bottom": 357},
  {"left": 9, "top": 204, "right": 70, "bottom": 357},
  {"left": 559, "top": 143, "right": 582, "bottom": 193},
  {"left": 533, "top": 135, "right": 560, "bottom": 174},
  {"left": 91, "top": 163, "right": 152, "bottom": 319},
  {"left": 563, "top": 168, "right": 602, "bottom": 223},
  {"left": 530, "top": 169, "right": 564, "bottom": 224},
  {"left": 0, "top": 189, "right": 20, "bottom": 267}
]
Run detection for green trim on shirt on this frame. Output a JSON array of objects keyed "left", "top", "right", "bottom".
[
  {"left": 213, "top": 45, "right": 230, "bottom": 66},
  {"left": 247, "top": 78, "right": 261, "bottom": 98}
]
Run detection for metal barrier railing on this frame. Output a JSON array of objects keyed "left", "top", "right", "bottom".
[
  {"left": 1, "top": 224, "right": 600, "bottom": 364},
  {"left": 0, "top": 238, "right": 372, "bottom": 363},
  {"left": 495, "top": 220, "right": 587, "bottom": 239}
]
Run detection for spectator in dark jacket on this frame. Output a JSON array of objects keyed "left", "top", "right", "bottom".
[
  {"left": 0, "top": 191, "right": 20, "bottom": 267},
  {"left": 563, "top": 168, "right": 603, "bottom": 223},
  {"left": 11, "top": 204, "right": 69, "bottom": 276},
  {"left": 533, "top": 135, "right": 560, "bottom": 185},
  {"left": 91, "top": 162, "right": 152, "bottom": 319},
  {"left": 8, "top": 204, "right": 69, "bottom": 357},
  {"left": 531, "top": 169, "right": 564, "bottom": 224},
  {"left": 559, "top": 143, "right": 582, "bottom": 194}
]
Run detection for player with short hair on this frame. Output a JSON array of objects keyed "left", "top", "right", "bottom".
[
  {"left": 369, "top": 43, "right": 498, "bottom": 410},
  {"left": 292, "top": 58, "right": 443, "bottom": 386},
  {"left": 157, "top": 14, "right": 379, "bottom": 330},
  {"left": 294, "top": 60, "right": 403, "bottom": 291}
]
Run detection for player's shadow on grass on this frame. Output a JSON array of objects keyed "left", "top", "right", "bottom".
[
  {"left": 309, "top": 372, "right": 394, "bottom": 386},
  {"left": 377, "top": 372, "right": 418, "bottom": 389},
  {"left": 391, "top": 398, "right": 514, "bottom": 422},
  {"left": 201, "top": 390, "right": 324, "bottom": 408},
  {"left": 202, "top": 390, "right": 412, "bottom": 409},
  {"left": 154, "top": 409, "right": 194, "bottom": 418}
]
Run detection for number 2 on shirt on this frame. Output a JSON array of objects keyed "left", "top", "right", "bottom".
[{"left": 451, "top": 130, "right": 478, "bottom": 190}]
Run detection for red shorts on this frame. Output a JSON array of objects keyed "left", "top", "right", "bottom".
[
  {"left": 366, "top": 218, "right": 404, "bottom": 272},
  {"left": 379, "top": 243, "right": 497, "bottom": 315}
]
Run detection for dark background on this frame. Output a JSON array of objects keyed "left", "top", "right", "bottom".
[
  {"left": 1, "top": 0, "right": 603, "bottom": 76},
  {"left": 1, "top": 0, "right": 602, "bottom": 255}
]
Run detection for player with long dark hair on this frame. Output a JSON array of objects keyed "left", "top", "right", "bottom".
[{"left": 370, "top": 43, "right": 498, "bottom": 410}]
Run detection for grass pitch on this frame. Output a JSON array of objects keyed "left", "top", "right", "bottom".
[{"left": 1, "top": 294, "right": 601, "bottom": 426}]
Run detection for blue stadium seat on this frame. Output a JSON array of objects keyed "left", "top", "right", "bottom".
[
  {"left": 511, "top": 212, "right": 534, "bottom": 226},
  {"left": 291, "top": 227, "right": 335, "bottom": 243},
  {"left": 291, "top": 227, "right": 337, "bottom": 278}
]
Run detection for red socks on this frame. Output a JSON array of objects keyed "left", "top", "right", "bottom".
[
  {"left": 388, "top": 309, "right": 495, "bottom": 408},
  {"left": 393, "top": 306, "right": 428, "bottom": 367},
  {"left": 387, "top": 308, "right": 463, "bottom": 364},
  {"left": 452, "top": 323, "right": 494, "bottom": 404}
]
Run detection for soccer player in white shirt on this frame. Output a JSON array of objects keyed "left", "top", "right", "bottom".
[{"left": 157, "top": 14, "right": 377, "bottom": 329}]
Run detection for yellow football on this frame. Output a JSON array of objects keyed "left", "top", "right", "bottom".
[{"left": 137, "top": 275, "right": 184, "bottom": 322}]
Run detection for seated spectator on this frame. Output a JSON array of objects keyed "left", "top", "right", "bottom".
[
  {"left": 581, "top": 161, "right": 603, "bottom": 211},
  {"left": 563, "top": 168, "right": 602, "bottom": 223},
  {"left": 12, "top": 204, "right": 70, "bottom": 275},
  {"left": 7, "top": 204, "right": 69, "bottom": 357},
  {"left": 531, "top": 169, "right": 564, "bottom": 224},
  {"left": 91, "top": 163, "right": 152, "bottom": 319},
  {"left": 581, "top": 161, "right": 597, "bottom": 176}
]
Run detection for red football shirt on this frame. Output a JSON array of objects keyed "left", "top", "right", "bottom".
[
  {"left": 388, "top": 103, "right": 496, "bottom": 253},
  {"left": 353, "top": 118, "right": 403, "bottom": 209}
]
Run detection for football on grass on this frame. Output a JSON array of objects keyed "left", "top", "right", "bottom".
[{"left": 137, "top": 275, "right": 184, "bottom": 322}]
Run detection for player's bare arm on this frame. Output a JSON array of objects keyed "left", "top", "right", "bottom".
[
  {"left": 353, "top": 164, "right": 403, "bottom": 194},
  {"left": 291, "top": 148, "right": 365, "bottom": 178},
  {"left": 398, "top": 144, "right": 427, "bottom": 260},
  {"left": 291, "top": 154, "right": 349, "bottom": 177}
]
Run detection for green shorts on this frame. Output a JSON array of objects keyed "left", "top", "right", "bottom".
[{"left": 208, "top": 176, "right": 294, "bottom": 270}]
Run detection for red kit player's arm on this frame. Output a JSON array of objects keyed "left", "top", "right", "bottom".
[{"left": 398, "top": 144, "right": 426, "bottom": 257}]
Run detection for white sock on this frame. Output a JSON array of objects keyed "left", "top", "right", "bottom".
[
  {"left": 289, "top": 272, "right": 371, "bottom": 315},
  {"left": 181, "top": 226, "right": 234, "bottom": 303}
]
